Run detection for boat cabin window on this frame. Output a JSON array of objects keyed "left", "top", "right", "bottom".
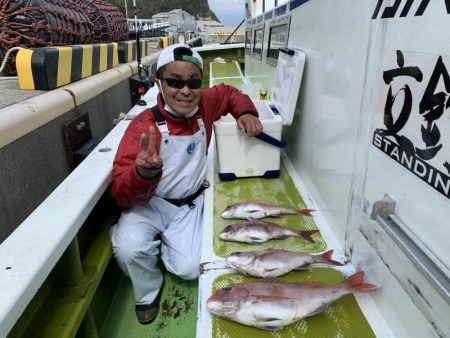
[
  {"left": 253, "top": 25, "right": 264, "bottom": 60},
  {"left": 267, "top": 15, "right": 291, "bottom": 65},
  {"left": 245, "top": 29, "right": 252, "bottom": 54},
  {"left": 267, "top": 23, "right": 289, "bottom": 65}
]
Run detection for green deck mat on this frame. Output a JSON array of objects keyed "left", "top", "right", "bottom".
[
  {"left": 99, "top": 270, "right": 198, "bottom": 338},
  {"left": 210, "top": 267, "right": 376, "bottom": 338},
  {"left": 213, "top": 163, "right": 327, "bottom": 257},
  {"left": 210, "top": 61, "right": 245, "bottom": 87},
  {"left": 211, "top": 78, "right": 245, "bottom": 87},
  {"left": 211, "top": 62, "right": 242, "bottom": 78}
]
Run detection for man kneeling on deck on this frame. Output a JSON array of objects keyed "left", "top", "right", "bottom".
[{"left": 109, "top": 43, "right": 263, "bottom": 324}]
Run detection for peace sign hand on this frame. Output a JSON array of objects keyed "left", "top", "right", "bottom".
[{"left": 135, "top": 126, "right": 163, "bottom": 174}]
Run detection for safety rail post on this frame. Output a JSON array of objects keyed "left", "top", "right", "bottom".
[
  {"left": 77, "top": 308, "right": 99, "bottom": 338},
  {"left": 51, "top": 238, "right": 84, "bottom": 287}
]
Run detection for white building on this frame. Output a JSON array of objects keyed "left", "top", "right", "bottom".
[
  {"left": 195, "top": 19, "right": 223, "bottom": 33},
  {"left": 205, "top": 26, "right": 245, "bottom": 44},
  {"left": 152, "top": 9, "right": 196, "bottom": 32}
]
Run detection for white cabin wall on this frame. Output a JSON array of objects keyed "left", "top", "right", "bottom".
[
  {"left": 349, "top": 1, "right": 450, "bottom": 336},
  {"left": 250, "top": 0, "right": 263, "bottom": 16},
  {"left": 243, "top": 0, "right": 448, "bottom": 336},
  {"left": 281, "top": 0, "right": 448, "bottom": 336},
  {"left": 359, "top": 0, "right": 450, "bottom": 278},
  {"left": 249, "top": 0, "right": 288, "bottom": 17},
  {"left": 284, "top": 0, "right": 373, "bottom": 244},
  {"left": 265, "top": 0, "right": 276, "bottom": 12}
]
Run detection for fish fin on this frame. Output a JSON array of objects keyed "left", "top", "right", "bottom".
[
  {"left": 344, "top": 271, "right": 380, "bottom": 293},
  {"left": 295, "top": 208, "right": 316, "bottom": 217},
  {"left": 254, "top": 320, "right": 284, "bottom": 331},
  {"left": 247, "top": 209, "right": 266, "bottom": 220},
  {"left": 260, "top": 325, "right": 283, "bottom": 331},
  {"left": 262, "top": 268, "right": 288, "bottom": 277},
  {"left": 320, "top": 249, "right": 344, "bottom": 266},
  {"left": 228, "top": 265, "right": 249, "bottom": 276},
  {"left": 260, "top": 317, "right": 284, "bottom": 322},
  {"left": 259, "top": 277, "right": 281, "bottom": 283},
  {"left": 263, "top": 267, "right": 280, "bottom": 272},
  {"left": 249, "top": 237, "right": 264, "bottom": 244},
  {"left": 300, "top": 305, "right": 328, "bottom": 318},
  {"left": 296, "top": 229, "right": 320, "bottom": 243}
]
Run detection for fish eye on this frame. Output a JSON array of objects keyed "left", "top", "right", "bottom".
[
  {"left": 222, "top": 286, "right": 232, "bottom": 291},
  {"left": 235, "top": 252, "right": 243, "bottom": 255}
]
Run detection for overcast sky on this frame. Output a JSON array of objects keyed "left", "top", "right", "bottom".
[{"left": 208, "top": 0, "right": 246, "bottom": 26}]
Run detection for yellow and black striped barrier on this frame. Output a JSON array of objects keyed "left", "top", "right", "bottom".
[
  {"left": 186, "top": 32, "right": 197, "bottom": 41},
  {"left": 159, "top": 36, "right": 178, "bottom": 49},
  {"left": 117, "top": 40, "right": 149, "bottom": 64},
  {"left": 158, "top": 35, "right": 201, "bottom": 49},
  {"left": 16, "top": 43, "right": 119, "bottom": 90}
]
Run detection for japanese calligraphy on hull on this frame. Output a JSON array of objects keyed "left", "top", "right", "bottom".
[{"left": 373, "top": 50, "right": 450, "bottom": 200}]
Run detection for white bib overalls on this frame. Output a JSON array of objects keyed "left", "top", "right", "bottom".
[{"left": 110, "top": 112, "right": 207, "bottom": 305}]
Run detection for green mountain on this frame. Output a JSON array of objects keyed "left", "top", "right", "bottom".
[{"left": 106, "top": 0, "right": 220, "bottom": 22}]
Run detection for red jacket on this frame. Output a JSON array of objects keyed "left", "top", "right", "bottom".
[{"left": 111, "top": 83, "right": 258, "bottom": 207}]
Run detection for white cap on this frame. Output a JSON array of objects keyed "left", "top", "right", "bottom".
[{"left": 156, "top": 43, "right": 203, "bottom": 72}]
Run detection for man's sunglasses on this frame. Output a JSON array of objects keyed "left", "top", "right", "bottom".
[{"left": 160, "top": 77, "right": 202, "bottom": 89}]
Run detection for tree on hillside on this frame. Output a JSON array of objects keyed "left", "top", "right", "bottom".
[{"left": 105, "top": 0, "right": 220, "bottom": 22}]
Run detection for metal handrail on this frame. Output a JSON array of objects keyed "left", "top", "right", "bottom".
[
  {"left": 373, "top": 207, "right": 450, "bottom": 303},
  {"left": 222, "top": 19, "right": 245, "bottom": 45}
]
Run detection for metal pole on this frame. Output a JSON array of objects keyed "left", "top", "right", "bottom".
[
  {"left": 51, "top": 237, "right": 83, "bottom": 287},
  {"left": 124, "top": 0, "right": 128, "bottom": 19},
  {"left": 222, "top": 19, "right": 245, "bottom": 45},
  {"left": 133, "top": 0, "right": 138, "bottom": 37},
  {"left": 132, "top": 0, "right": 143, "bottom": 79},
  {"left": 78, "top": 308, "right": 99, "bottom": 338}
]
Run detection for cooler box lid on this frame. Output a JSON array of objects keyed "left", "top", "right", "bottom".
[{"left": 272, "top": 48, "right": 306, "bottom": 126}]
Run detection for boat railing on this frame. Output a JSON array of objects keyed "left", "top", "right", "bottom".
[
  {"left": 0, "top": 55, "right": 160, "bottom": 337},
  {"left": 0, "top": 52, "right": 158, "bottom": 150},
  {"left": 0, "top": 120, "right": 130, "bottom": 336}
]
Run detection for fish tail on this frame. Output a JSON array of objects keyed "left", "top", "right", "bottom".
[
  {"left": 320, "top": 250, "right": 344, "bottom": 266},
  {"left": 344, "top": 271, "right": 379, "bottom": 293},
  {"left": 295, "top": 208, "right": 316, "bottom": 217},
  {"left": 297, "top": 229, "right": 320, "bottom": 243}
]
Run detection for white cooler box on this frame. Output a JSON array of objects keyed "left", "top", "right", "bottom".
[{"left": 214, "top": 47, "right": 306, "bottom": 180}]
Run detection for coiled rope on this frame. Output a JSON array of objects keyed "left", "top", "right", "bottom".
[
  {"left": 0, "top": 46, "right": 23, "bottom": 74},
  {"left": 0, "top": 0, "right": 128, "bottom": 75}
]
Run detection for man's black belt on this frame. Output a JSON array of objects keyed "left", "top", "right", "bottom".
[{"left": 163, "top": 180, "right": 210, "bottom": 208}]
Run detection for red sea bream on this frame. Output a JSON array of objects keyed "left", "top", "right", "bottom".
[
  {"left": 225, "top": 249, "right": 344, "bottom": 277},
  {"left": 206, "top": 271, "right": 379, "bottom": 331},
  {"left": 219, "top": 220, "right": 319, "bottom": 244},
  {"left": 221, "top": 201, "right": 315, "bottom": 220}
]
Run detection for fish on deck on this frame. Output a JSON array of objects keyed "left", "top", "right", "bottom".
[
  {"left": 221, "top": 201, "right": 315, "bottom": 220},
  {"left": 219, "top": 220, "right": 319, "bottom": 244},
  {"left": 225, "top": 249, "right": 344, "bottom": 277},
  {"left": 206, "top": 271, "right": 379, "bottom": 331}
]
